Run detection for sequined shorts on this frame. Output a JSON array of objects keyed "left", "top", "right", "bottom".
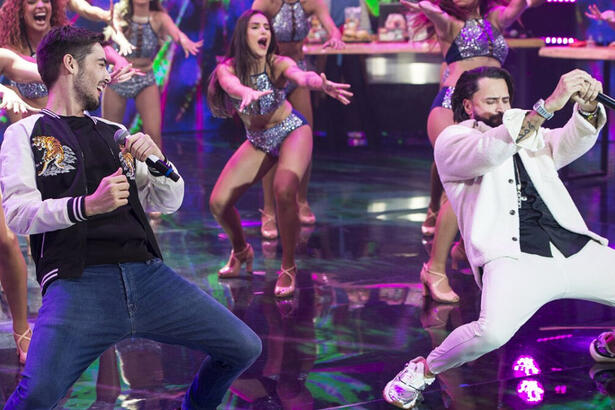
[
  {"left": 109, "top": 70, "right": 156, "bottom": 99},
  {"left": 430, "top": 86, "right": 455, "bottom": 111},
  {"left": 246, "top": 109, "right": 309, "bottom": 157},
  {"left": 9, "top": 80, "right": 48, "bottom": 99}
]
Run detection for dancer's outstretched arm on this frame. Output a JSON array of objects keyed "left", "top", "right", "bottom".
[
  {"left": 0, "top": 48, "right": 40, "bottom": 83},
  {"left": 281, "top": 57, "right": 352, "bottom": 104}
]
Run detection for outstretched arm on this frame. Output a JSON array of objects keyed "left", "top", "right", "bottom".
[
  {"left": 157, "top": 12, "right": 203, "bottom": 57},
  {"left": 400, "top": 0, "right": 453, "bottom": 40},
  {"left": 0, "top": 48, "right": 41, "bottom": 83},
  {"left": 586, "top": 4, "right": 615, "bottom": 30},
  {"left": 282, "top": 58, "right": 352, "bottom": 104},
  {"left": 216, "top": 64, "right": 272, "bottom": 112},
  {"left": 488, "top": 0, "right": 544, "bottom": 31},
  {"left": 0, "top": 84, "right": 40, "bottom": 114},
  {"left": 68, "top": 0, "right": 113, "bottom": 23}
]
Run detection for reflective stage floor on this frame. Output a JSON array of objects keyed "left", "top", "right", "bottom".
[{"left": 1, "top": 132, "right": 615, "bottom": 409}]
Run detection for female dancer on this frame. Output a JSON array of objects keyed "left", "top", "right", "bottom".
[
  {"left": 251, "top": 0, "right": 344, "bottom": 239},
  {"left": 103, "top": 0, "right": 202, "bottom": 149},
  {"left": 402, "top": 0, "right": 542, "bottom": 303},
  {"left": 0, "top": 48, "right": 44, "bottom": 365},
  {"left": 0, "top": 0, "right": 135, "bottom": 123},
  {"left": 207, "top": 9, "right": 351, "bottom": 297}
]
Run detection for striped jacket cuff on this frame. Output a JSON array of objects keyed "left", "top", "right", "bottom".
[{"left": 67, "top": 196, "right": 88, "bottom": 223}]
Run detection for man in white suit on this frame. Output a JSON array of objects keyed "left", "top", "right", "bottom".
[{"left": 383, "top": 66, "right": 615, "bottom": 409}]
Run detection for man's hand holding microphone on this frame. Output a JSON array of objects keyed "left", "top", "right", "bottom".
[{"left": 85, "top": 131, "right": 170, "bottom": 217}]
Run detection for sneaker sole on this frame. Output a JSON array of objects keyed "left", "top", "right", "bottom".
[
  {"left": 589, "top": 339, "right": 615, "bottom": 363},
  {"left": 382, "top": 381, "right": 421, "bottom": 409}
]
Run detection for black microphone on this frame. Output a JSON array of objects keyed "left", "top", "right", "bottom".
[
  {"left": 113, "top": 129, "right": 180, "bottom": 182},
  {"left": 597, "top": 93, "right": 615, "bottom": 111}
]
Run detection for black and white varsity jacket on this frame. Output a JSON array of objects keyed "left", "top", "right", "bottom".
[{"left": 0, "top": 109, "right": 184, "bottom": 294}]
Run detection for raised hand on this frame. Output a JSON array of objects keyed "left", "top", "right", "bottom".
[
  {"left": 238, "top": 89, "right": 273, "bottom": 112},
  {"left": 0, "top": 87, "right": 40, "bottom": 114},
  {"left": 85, "top": 168, "right": 130, "bottom": 216},
  {"left": 322, "top": 37, "right": 345, "bottom": 50},
  {"left": 123, "top": 132, "right": 163, "bottom": 162},
  {"left": 585, "top": 4, "right": 615, "bottom": 22},
  {"left": 116, "top": 36, "right": 136, "bottom": 56},
  {"left": 544, "top": 69, "right": 602, "bottom": 113},
  {"left": 401, "top": 0, "right": 443, "bottom": 14},
  {"left": 320, "top": 73, "right": 353, "bottom": 105},
  {"left": 109, "top": 62, "right": 144, "bottom": 84},
  {"left": 180, "top": 36, "right": 203, "bottom": 57}
]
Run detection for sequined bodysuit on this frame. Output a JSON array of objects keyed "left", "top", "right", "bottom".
[
  {"left": 110, "top": 18, "right": 160, "bottom": 99},
  {"left": 230, "top": 71, "right": 307, "bottom": 155},
  {"left": 272, "top": 0, "right": 311, "bottom": 43},
  {"left": 445, "top": 18, "right": 509, "bottom": 65},
  {"left": 9, "top": 81, "right": 48, "bottom": 99}
]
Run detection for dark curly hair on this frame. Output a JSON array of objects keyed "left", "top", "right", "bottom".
[{"left": 0, "top": 0, "right": 68, "bottom": 53}]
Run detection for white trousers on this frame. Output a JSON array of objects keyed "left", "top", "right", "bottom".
[{"left": 426, "top": 240, "right": 615, "bottom": 374}]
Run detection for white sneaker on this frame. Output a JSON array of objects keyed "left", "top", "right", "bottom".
[{"left": 383, "top": 358, "right": 435, "bottom": 409}]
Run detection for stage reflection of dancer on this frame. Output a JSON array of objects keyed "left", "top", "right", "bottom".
[
  {"left": 402, "top": 0, "right": 542, "bottom": 303},
  {"left": 207, "top": 9, "right": 351, "bottom": 297},
  {"left": 383, "top": 66, "right": 615, "bottom": 409},
  {"left": 251, "top": 0, "right": 344, "bottom": 239},
  {"left": 1, "top": 26, "right": 261, "bottom": 408},
  {"left": 103, "top": 0, "right": 203, "bottom": 149}
]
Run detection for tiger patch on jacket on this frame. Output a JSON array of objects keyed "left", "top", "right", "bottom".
[
  {"left": 119, "top": 151, "right": 136, "bottom": 180},
  {"left": 32, "top": 136, "right": 77, "bottom": 177}
]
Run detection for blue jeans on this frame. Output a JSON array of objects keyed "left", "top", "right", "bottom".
[{"left": 5, "top": 259, "right": 262, "bottom": 409}]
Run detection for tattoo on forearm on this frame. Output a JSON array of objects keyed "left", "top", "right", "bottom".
[{"left": 516, "top": 115, "right": 543, "bottom": 143}]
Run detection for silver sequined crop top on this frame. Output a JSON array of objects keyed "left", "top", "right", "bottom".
[
  {"left": 120, "top": 19, "right": 160, "bottom": 59},
  {"left": 9, "top": 80, "right": 48, "bottom": 99},
  {"left": 444, "top": 18, "right": 508, "bottom": 65},
  {"left": 272, "top": 0, "right": 311, "bottom": 43},
  {"left": 231, "top": 72, "right": 287, "bottom": 116}
]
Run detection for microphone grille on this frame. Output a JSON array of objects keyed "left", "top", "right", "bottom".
[{"left": 113, "top": 128, "right": 129, "bottom": 145}]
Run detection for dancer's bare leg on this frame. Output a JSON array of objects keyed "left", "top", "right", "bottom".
[
  {"left": 0, "top": 204, "right": 29, "bottom": 345},
  {"left": 274, "top": 125, "right": 313, "bottom": 282},
  {"left": 210, "top": 141, "right": 277, "bottom": 250},
  {"left": 288, "top": 87, "right": 314, "bottom": 207},
  {"left": 135, "top": 83, "right": 162, "bottom": 149},
  {"left": 102, "top": 86, "right": 128, "bottom": 126}
]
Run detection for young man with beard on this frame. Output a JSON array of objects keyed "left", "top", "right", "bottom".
[
  {"left": 0, "top": 25, "right": 261, "bottom": 409},
  {"left": 383, "top": 66, "right": 615, "bottom": 409}
]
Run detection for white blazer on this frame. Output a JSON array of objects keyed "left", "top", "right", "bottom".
[{"left": 434, "top": 104, "right": 608, "bottom": 287}]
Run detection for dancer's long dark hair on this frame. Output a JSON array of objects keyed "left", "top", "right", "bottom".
[
  {"left": 410, "top": 0, "right": 509, "bottom": 42},
  {"left": 207, "top": 9, "right": 277, "bottom": 118}
]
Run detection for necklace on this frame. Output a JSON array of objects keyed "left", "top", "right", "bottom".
[{"left": 514, "top": 158, "right": 527, "bottom": 209}]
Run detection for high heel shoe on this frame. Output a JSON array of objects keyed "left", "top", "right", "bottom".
[
  {"left": 274, "top": 265, "right": 296, "bottom": 298},
  {"left": 260, "top": 209, "right": 278, "bottom": 239},
  {"left": 218, "top": 244, "right": 254, "bottom": 278},
  {"left": 298, "top": 203, "right": 316, "bottom": 225},
  {"left": 420, "top": 263, "right": 459, "bottom": 303},
  {"left": 450, "top": 240, "right": 468, "bottom": 270},
  {"left": 13, "top": 327, "right": 32, "bottom": 365}
]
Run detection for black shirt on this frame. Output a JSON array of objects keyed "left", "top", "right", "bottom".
[
  {"left": 66, "top": 115, "right": 154, "bottom": 265},
  {"left": 514, "top": 154, "right": 590, "bottom": 257}
]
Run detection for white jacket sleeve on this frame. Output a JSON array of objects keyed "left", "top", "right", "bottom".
[
  {"left": 434, "top": 109, "right": 532, "bottom": 182},
  {"left": 0, "top": 119, "right": 78, "bottom": 235},
  {"left": 543, "top": 103, "right": 606, "bottom": 170},
  {"left": 134, "top": 159, "right": 184, "bottom": 213}
]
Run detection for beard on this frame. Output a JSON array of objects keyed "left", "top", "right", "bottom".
[
  {"left": 75, "top": 71, "right": 101, "bottom": 111},
  {"left": 474, "top": 112, "right": 504, "bottom": 128}
]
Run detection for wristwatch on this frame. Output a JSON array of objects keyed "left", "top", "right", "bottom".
[
  {"left": 532, "top": 99, "right": 554, "bottom": 120},
  {"left": 578, "top": 106, "right": 599, "bottom": 122}
]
